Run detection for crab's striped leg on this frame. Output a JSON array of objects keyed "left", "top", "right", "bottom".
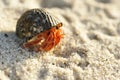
[
  {"left": 23, "top": 34, "right": 43, "bottom": 48},
  {"left": 40, "top": 30, "right": 55, "bottom": 51},
  {"left": 40, "top": 27, "right": 63, "bottom": 51}
]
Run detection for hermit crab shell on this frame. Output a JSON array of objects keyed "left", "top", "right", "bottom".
[{"left": 16, "top": 9, "right": 62, "bottom": 39}]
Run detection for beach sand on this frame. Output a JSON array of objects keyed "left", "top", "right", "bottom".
[{"left": 0, "top": 0, "right": 120, "bottom": 80}]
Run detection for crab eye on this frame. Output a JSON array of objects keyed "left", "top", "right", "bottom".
[{"left": 56, "top": 26, "right": 59, "bottom": 29}]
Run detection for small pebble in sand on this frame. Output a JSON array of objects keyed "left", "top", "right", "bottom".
[{"left": 4, "top": 34, "right": 8, "bottom": 37}]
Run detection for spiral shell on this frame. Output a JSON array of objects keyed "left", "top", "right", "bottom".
[{"left": 16, "top": 9, "right": 62, "bottom": 39}]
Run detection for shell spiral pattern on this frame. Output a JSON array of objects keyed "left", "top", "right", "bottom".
[{"left": 16, "top": 9, "right": 62, "bottom": 39}]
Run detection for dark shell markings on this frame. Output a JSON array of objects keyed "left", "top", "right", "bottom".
[{"left": 16, "top": 9, "right": 61, "bottom": 40}]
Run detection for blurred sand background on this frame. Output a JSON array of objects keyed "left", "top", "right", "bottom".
[{"left": 0, "top": 0, "right": 120, "bottom": 80}]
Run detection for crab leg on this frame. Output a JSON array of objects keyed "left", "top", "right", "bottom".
[
  {"left": 40, "top": 31, "right": 55, "bottom": 51},
  {"left": 44, "top": 41, "right": 55, "bottom": 51},
  {"left": 54, "top": 29, "right": 64, "bottom": 46},
  {"left": 23, "top": 34, "right": 43, "bottom": 48},
  {"left": 41, "top": 28, "right": 63, "bottom": 51}
]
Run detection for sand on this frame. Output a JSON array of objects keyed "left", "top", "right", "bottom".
[{"left": 0, "top": 0, "right": 120, "bottom": 80}]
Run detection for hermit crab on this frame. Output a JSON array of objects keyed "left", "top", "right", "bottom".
[{"left": 16, "top": 9, "right": 63, "bottom": 52}]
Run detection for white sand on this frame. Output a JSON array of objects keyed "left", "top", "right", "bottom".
[{"left": 0, "top": 0, "right": 120, "bottom": 80}]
